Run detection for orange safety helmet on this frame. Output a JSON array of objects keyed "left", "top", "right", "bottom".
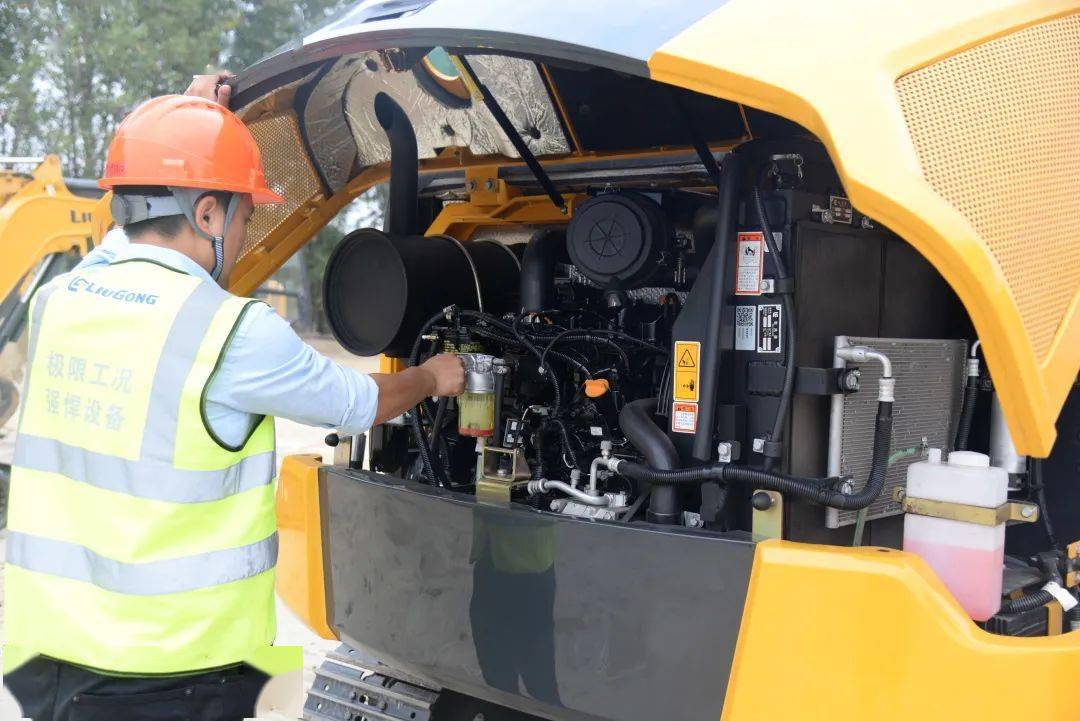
[{"left": 99, "top": 94, "right": 283, "bottom": 204}]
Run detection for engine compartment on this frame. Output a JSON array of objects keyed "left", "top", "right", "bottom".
[{"left": 321, "top": 85, "right": 1079, "bottom": 641}]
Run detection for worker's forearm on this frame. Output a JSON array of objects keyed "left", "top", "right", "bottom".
[{"left": 370, "top": 368, "right": 436, "bottom": 425}]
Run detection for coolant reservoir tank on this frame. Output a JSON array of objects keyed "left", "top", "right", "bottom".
[{"left": 903, "top": 450, "right": 1009, "bottom": 621}]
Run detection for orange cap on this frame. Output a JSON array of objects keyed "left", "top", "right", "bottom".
[
  {"left": 584, "top": 378, "right": 611, "bottom": 398},
  {"left": 99, "top": 95, "right": 283, "bottom": 204}
]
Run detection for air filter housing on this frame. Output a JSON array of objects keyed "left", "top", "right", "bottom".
[
  {"left": 323, "top": 229, "right": 519, "bottom": 357},
  {"left": 566, "top": 192, "right": 670, "bottom": 289}
]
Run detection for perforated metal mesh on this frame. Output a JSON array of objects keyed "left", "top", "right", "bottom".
[
  {"left": 241, "top": 112, "right": 323, "bottom": 260},
  {"left": 896, "top": 13, "right": 1080, "bottom": 361}
]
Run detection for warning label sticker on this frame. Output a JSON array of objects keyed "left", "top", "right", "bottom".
[
  {"left": 671, "top": 401, "right": 698, "bottom": 434},
  {"left": 734, "top": 232, "right": 764, "bottom": 296},
  {"left": 673, "top": 340, "right": 700, "bottom": 402},
  {"left": 757, "top": 304, "right": 782, "bottom": 353},
  {"left": 734, "top": 305, "right": 755, "bottom": 351}
]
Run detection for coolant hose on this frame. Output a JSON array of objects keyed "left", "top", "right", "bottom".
[
  {"left": 612, "top": 401, "right": 894, "bottom": 511},
  {"left": 620, "top": 398, "right": 680, "bottom": 524},
  {"left": 955, "top": 375, "right": 979, "bottom": 451}
]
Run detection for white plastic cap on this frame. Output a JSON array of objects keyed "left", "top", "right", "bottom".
[
  {"left": 927, "top": 448, "right": 942, "bottom": 464},
  {"left": 948, "top": 450, "right": 991, "bottom": 468}
]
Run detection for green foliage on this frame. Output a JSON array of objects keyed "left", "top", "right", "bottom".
[
  {"left": 0, "top": 0, "right": 348, "bottom": 177},
  {"left": 1, "top": 0, "right": 369, "bottom": 334},
  {"left": 229, "top": 0, "right": 346, "bottom": 69}
]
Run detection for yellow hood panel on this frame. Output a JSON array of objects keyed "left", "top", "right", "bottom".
[{"left": 650, "top": 0, "right": 1080, "bottom": 456}]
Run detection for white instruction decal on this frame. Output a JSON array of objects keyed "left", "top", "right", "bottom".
[
  {"left": 671, "top": 402, "right": 698, "bottom": 434},
  {"left": 757, "top": 304, "right": 782, "bottom": 354},
  {"left": 734, "top": 232, "right": 764, "bottom": 296},
  {"left": 735, "top": 305, "right": 756, "bottom": 351}
]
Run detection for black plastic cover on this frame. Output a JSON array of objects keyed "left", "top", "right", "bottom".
[{"left": 565, "top": 192, "right": 669, "bottom": 289}]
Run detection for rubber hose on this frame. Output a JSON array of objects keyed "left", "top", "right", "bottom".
[
  {"left": 999, "top": 589, "right": 1054, "bottom": 615},
  {"left": 520, "top": 230, "right": 565, "bottom": 312},
  {"left": 620, "top": 398, "right": 680, "bottom": 524},
  {"left": 550, "top": 417, "right": 581, "bottom": 472},
  {"left": 955, "top": 376, "right": 979, "bottom": 451},
  {"left": 752, "top": 185, "right": 796, "bottom": 471},
  {"left": 410, "top": 410, "right": 445, "bottom": 486},
  {"left": 615, "top": 402, "right": 893, "bottom": 511},
  {"left": 1030, "top": 458, "right": 1060, "bottom": 550}
]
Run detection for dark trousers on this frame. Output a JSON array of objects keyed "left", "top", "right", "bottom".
[{"left": 3, "top": 657, "right": 268, "bottom": 721}]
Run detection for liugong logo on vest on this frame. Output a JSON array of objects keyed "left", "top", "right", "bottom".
[{"left": 66, "top": 276, "right": 158, "bottom": 305}]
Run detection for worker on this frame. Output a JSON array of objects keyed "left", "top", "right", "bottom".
[{"left": 2, "top": 73, "right": 465, "bottom": 721}]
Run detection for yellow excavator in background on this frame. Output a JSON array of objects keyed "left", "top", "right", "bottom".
[{"left": 0, "top": 156, "right": 109, "bottom": 518}]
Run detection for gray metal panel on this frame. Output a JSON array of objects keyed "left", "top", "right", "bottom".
[
  {"left": 826, "top": 336, "right": 968, "bottom": 528},
  {"left": 322, "top": 468, "right": 756, "bottom": 721},
  {"left": 237, "top": 0, "right": 725, "bottom": 92}
]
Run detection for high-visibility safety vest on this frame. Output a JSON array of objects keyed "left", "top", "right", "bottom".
[{"left": 5, "top": 258, "right": 284, "bottom": 675}]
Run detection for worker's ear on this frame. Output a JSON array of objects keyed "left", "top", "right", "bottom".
[{"left": 193, "top": 193, "right": 226, "bottom": 237}]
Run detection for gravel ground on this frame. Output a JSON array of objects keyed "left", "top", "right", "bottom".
[{"left": 0, "top": 335, "right": 379, "bottom": 719}]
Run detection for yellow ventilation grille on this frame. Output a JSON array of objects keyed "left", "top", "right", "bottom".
[
  {"left": 896, "top": 12, "right": 1080, "bottom": 361},
  {"left": 241, "top": 112, "right": 323, "bottom": 260}
]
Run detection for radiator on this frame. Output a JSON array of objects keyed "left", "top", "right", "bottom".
[{"left": 826, "top": 336, "right": 967, "bottom": 528}]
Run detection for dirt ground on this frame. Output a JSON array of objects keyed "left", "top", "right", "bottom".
[{"left": 0, "top": 335, "right": 380, "bottom": 719}]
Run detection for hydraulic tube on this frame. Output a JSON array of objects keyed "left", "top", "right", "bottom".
[{"left": 620, "top": 398, "right": 681, "bottom": 524}]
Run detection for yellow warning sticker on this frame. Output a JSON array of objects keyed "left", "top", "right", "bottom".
[{"left": 673, "top": 340, "right": 700, "bottom": 402}]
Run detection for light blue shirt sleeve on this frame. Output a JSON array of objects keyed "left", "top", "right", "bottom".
[{"left": 203, "top": 302, "right": 380, "bottom": 447}]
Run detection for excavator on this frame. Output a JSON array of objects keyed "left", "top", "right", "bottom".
[
  {"left": 0, "top": 156, "right": 108, "bottom": 520},
  {"left": 13, "top": 1, "right": 1080, "bottom": 718},
  {"left": 218, "top": 1, "right": 1079, "bottom": 719}
]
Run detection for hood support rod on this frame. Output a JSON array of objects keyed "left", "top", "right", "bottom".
[{"left": 457, "top": 56, "right": 566, "bottom": 214}]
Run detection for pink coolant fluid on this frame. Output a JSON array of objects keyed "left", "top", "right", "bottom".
[
  {"left": 903, "top": 450, "right": 1009, "bottom": 622},
  {"left": 903, "top": 538, "right": 1004, "bottom": 621}
]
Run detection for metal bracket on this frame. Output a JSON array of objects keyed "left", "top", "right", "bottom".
[
  {"left": 476, "top": 444, "right": 531, "bottom": 505},
  {"left": 1065, "top": 541, "right": 1080, "bottom": 588},
  {"left": 752, "top": 490, "right": 784, "bottom": 539},
  {"left": 893, "top": 488, "right": 1039, "bottom": 527}
]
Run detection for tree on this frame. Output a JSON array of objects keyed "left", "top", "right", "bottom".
[
  {"left": 0, "top": 3, "right": 46, "bottom": 158},
  {"left": 0, "top": 0, "right": 349, "bottom": 177},
  {"left": 0, "top": 0, "right": 373, "bottom": 334},
  {"left": 229, "top": 0, "right": 347, "bottom": 69}
]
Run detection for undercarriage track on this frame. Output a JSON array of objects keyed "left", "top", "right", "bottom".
[{"left": 304, "top": 644, "right": 545, "bottom": 721}]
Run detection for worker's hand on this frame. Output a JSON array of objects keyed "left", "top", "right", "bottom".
[
  {"left": 184, "top": 70, "right": 234, "bottom": 107},
  {"left": 420, "top": 354, "right": 466, "bottom": 397}
]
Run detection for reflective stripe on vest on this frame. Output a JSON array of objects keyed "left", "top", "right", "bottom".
[{"left": 6, "top": 259, "right": 278, "bottom": 674}]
